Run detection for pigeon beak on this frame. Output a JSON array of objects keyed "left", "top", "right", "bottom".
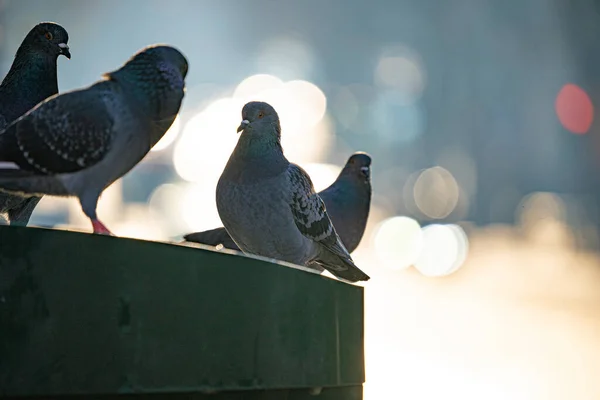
[
  {"left": 237, "top": 119, "right": 249, "bottom": 133},
  {"left": 58, "top": 43, "right": 71, "bottom": 59},
  {"left": 360, "top": 166, "right": 370, "bottom": 179}
]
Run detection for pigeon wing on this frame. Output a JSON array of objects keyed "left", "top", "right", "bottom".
[
  {"left": 3, "top": 87, "right": 115, "bottom": 175},
  {"left": 288, "top": 164, "right": 358, "bottom": 268}
]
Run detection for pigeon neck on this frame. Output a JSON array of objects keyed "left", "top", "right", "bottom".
[
  {"left": 224, "top": 134, "right": 288, "bottom": 181},
  {"left": 338, "top": 164, "right": 368, "bottom": 185},
  {"left": 320, "top": 175, "right": 371, "bottom": 252},
  {"left": 109, "top": 70, "right": 156, "bottom": 110},
  {"left": 0, "top": 51, "right": 58, "bottom": 122},
  {"left": 108, "top": 68, "right": 184, "bottom": 146},
  {"left": 235, "top": 132, "right": 283, "bottom": 158},
  {"left": 325, "top": 172, "right": 370, "bottom": 202}
]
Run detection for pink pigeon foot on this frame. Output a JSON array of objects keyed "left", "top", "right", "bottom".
[{"left": 91, "top": 219, "right": 113, "bottom": 235}]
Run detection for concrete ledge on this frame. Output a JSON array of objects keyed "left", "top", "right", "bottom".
[{"left": 0, "top": 226, "right": 364, "bottom": 398}]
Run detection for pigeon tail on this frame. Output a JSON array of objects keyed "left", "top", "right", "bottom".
[
  {"left": 312, "top": 252, "right": 371, "bottom": 282},
  {"left": 0, "top": 169, "right": 69, "bottom": 197},
  {"left": 8, "top": 196, "right": 41, "bottom": 226},
  {"left": 183, "top": 227, "right": 240, "bottom": 250}
]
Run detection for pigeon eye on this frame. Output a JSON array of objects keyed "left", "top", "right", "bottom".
[
  {"left": 257, "top": 111, "right": 264, "bottom": 119},
  {"left": 45, "top": 32, "right": 53, "bottom": 40}
]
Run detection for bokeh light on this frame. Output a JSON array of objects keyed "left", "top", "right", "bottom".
[
  {"left": 179, "top": 181, "right": 223, "bottom": 232},
  {"left": 517, "top": 192, "right": 565, "bottom": 225},
  {"left": 414, "top": 224, "right": 469, "bottom": 277},
  {"left": 110, "top": 204, "right": 166, "bottom": 241},
  {"left": 173, "top": 97, "right": 243, "bottom": 183},
  {"left": 555, "top": 83, "right": 594, "bottom": 134},
  {"left": 446, "top": 224, "right": 470, "bottom": 274},
  {"left": 413, "top": 166, "right": 460, "bottom": 219},
  {"left": 374, "top": 45, "right": 426, "bottom": 104},
  {"left": 278, "top": 80, "right": 328, "bottom": 128},
  {"left": 300, "top": 163, "right": 342, "bottom": 192},
  {"left": 148, "top": 183, "right": 190, "bottom": 237},
  {"left": 517, "top": 192, "right": 574, "bottom": 248},
  {"left": 373, "top": 216, "right": 423, "bottom": 270},
  {"left": 96, "top": 180, "right": 124, "bottom": 225},
  {"left": 436, "top": 147, "right": 478, "bottom": 198},
  {"left": 233, "top": 74, "right": 284, "bottom": 99}
]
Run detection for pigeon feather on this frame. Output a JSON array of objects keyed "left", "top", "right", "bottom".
[{"left": 287, "top": 163, "right": 363, "bottom": 276}]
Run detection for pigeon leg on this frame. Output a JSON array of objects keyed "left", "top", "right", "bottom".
[
  {"left": 79, "top": 192, "right": 112, "bottom": 235},
  {"left": 91, "top": 219, "right": 113, "bottom": 235}
]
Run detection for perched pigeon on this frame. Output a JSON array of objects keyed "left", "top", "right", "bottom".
[
  {"left": 184, "top": 152, "right": 372, "bottom": 253},
  {"left": 0, "top": 22, "right": 70, "bottom": 226},
  {"left": 216, "top": 101, "right": 370, "bottom": 282},
  {"left": 0, "top": 45, "right": 187, "bottom": 235}
]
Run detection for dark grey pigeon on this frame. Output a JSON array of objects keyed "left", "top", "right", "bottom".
[
  {"left": 216, "top": 101, "right": 370, "bottom": 283},
  {"left": 0, "top": 45, "right": 187, "bottom": 235},
  {"left": 0, "top": 22, "right": 70, "bottom": 226},
  {"left": 184, "top": 152, "right": 372, "bottom": 253}
]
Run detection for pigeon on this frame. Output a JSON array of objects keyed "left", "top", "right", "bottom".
[
  {"left": 0, "top": 45, "right": 188, "bottom": 235},
  {"left": 216, "top": 101, "right": 370, "bottom": 282},
  {"left": 184, "top": 152, "right": 372, "bottom": 253},
  {"left": 0, "top": 22, "right": 70, "bottom": 226}
]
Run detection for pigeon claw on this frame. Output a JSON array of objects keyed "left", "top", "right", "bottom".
[{"left": 91, "top": 219, "right": 113, "bottom": 236}]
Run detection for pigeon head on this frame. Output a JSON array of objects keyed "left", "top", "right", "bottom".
[
  {"left": 344, "top": 152, "right": 372, "bottom": 181},
  {"left": 142, "top": 45, "right": 189, "bottom": 79},
  {"left": 107, "top": 45, "right": 188, "bottom": 140},
  {"left": 237, "top": 101, "right": 281, "bottom": 138},
  {"left": 115, "top": 45, "right": 188, "bottom": 82},
  {"left": 19, "top": 22, "right": 70, "bottom": 60}
]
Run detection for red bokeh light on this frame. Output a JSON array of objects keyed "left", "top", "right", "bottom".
[{"left": 555, "top": 83, "right": 594, "bottom": 135}]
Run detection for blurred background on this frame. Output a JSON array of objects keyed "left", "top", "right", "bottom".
[{"left": 2, "top": 0, "right": 600, "bottom": 398}]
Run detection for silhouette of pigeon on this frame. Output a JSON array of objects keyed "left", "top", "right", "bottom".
[
  {"left": 0, "top": 22, "right": 70, "bottom": 226},
  {"left": 0, "top": 45, "right": 187, "bottom": 235}
]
